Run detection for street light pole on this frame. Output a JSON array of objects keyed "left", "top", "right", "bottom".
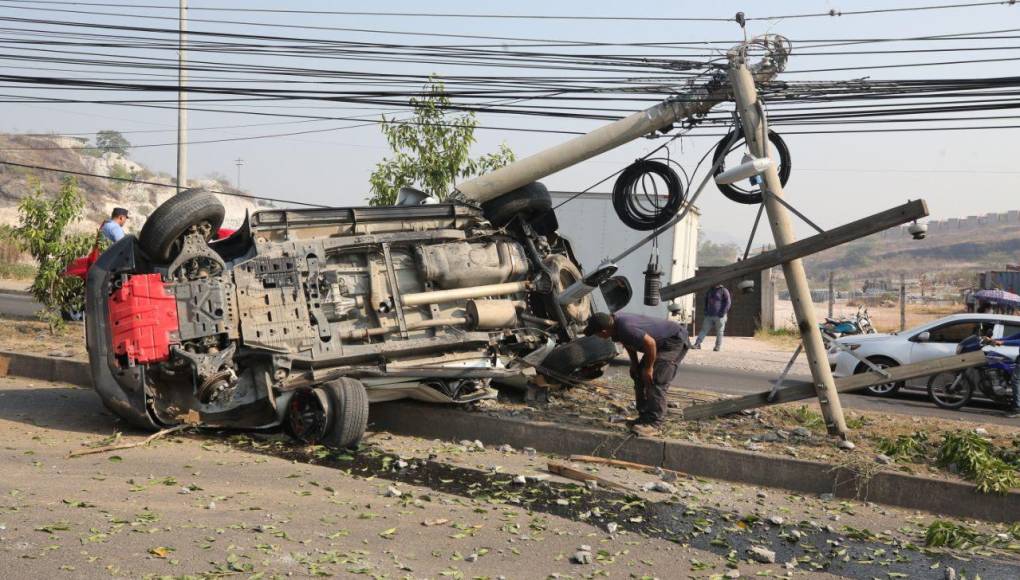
[
  {"left": 727, "top": 49, "right": 849, "bottom": 440},
  {"left": 176, "top": 0, "right": 188, "bottom": 193}
]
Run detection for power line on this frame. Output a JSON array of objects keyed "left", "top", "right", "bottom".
[{"left": 2, "top": 0, "right": 1014, "bottom": 22}]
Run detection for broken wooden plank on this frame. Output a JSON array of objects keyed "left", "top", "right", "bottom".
[
  {"left": 660, "top": 199, "right": 928, "bottom": 300},
  {"left": 547, "top": 462, "right": 634, "bottom": 492},
  {"left": 679, "top": 349, "right": 985, "bottom": 421},
  {"left": 568, "top": 455, "right": 659, "bottom": 473}
]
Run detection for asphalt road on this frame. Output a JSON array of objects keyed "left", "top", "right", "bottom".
[
  {"left": 667, "top": 364, "right": 1020, "bottom": 427},
  {"left": 0, "top": 292, "right": 41, "bottom": 318}
]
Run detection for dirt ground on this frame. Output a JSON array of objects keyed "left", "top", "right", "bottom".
[
  {"left": 0, "top": 318, "right": 85, "bottom": 360},
  {"left": 1, "top": 376, "right": 1018, "bottom": 578},
  {"left": 775, "top": 299, "right": 962, "bottom": 334}
]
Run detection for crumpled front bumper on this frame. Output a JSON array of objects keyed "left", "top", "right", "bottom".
[{"left": 85, "top": 236, "right": 162, "bottom": 430}]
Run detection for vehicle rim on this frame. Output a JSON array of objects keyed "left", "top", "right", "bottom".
[
  {"left": 286, "top": 389, "right": 330, "bottom": 443},
  {"left": 930, "top": 372, "right": 968, "bottom": 406},
  {"left": 866, "top": 363, "right": 896, "bottom": 394}
]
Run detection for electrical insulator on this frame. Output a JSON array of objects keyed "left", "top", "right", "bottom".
[{"left": 643, "top": 258, "right": 662, "bottom": 307}]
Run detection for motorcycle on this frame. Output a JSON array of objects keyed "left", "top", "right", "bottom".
[
  {"left": 927, "top": 334, "right": 1017, "bottom": 410},
  {"left": 820, "top": 305, "right": 875, "bottom": 338}
]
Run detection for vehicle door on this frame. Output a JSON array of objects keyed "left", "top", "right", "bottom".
[{"left": 909, "top": 319, "right": 985, "bottom": 363}]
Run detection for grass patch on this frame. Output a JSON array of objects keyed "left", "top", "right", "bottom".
[
  {"left": 753, "top": 326, "right": 800, "bottom": 349},
  {"left": 0, "top": 262, "right": 36, "bottom": 280},
  {"left": 776, "top": 404, "right": 825, "bottom": 432}
]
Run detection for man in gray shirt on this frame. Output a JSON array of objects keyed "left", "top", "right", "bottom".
[{"left": 585, "top": 312, "right": 690, "bottom": 437}]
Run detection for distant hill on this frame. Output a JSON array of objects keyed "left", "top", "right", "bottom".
[
  {"left": 805, "top": 214, "right": 1020, "bottom": 284},
  {"left": 0, "top": 133, "right": 270, "bottom": 233}
]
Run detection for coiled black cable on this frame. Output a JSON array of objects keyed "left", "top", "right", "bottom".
[{"left": 611, "top": 159, "right": 687, "bottom": 231}]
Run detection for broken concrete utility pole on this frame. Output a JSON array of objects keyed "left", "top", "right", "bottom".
[
  {"left": 726, "top": 48, "right": 849, "bottom": 438},
  {"left": 456, "top": 41, "right": 789, "bottom": 203}
]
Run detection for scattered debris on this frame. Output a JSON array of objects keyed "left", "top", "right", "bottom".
[
  {"left": 875, "top": 453, "right": 893, "bottom": 465},
  {"left": 747, "top": 545, "right": 776, "bottom": 564},
  {"left": 547, "top": 462, "right": 633, "bottom": 492},
  {"left": 641, "top": 481, "right": 677, "bottom": 494},
  {"left": 68, "top": 425, "right": 189, "bottom": 458},
  {"left": 767, "top": 515, "right": 784, "bottom": 526},
  {"left": 571, "top": 549, "right": 593, "bottom": 565},
  {"left": 384, "top": 485, "right": 402, "bottom": 498}
]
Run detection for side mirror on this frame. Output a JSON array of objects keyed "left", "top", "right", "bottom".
[
  {"left": 915, "top": 331, "right": 930, "bottom": 343},
  {"left": 599, "top": 276, "right": 632, "bottom": 313}
]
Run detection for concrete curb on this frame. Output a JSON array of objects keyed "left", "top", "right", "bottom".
[
  {"left": 0, "top": 349, "right": 91, "bottom": 387},
  {"left": 0, "top": 287, "right": 32, "bottom": 297},
  {"left": 2, "top": 350, "right": 1016, "bottom": 522}
]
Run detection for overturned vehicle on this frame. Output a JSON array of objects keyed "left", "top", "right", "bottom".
[{"left": 85, "top": 186, "right": 624, "bottom": 448}]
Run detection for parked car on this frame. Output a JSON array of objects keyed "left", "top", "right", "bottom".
[
  {"left": 827, "top": 313, "right": 1020, "bottom": 396},
  {"left": 85, "top": 186, "right": 624, "bottom": 449}
]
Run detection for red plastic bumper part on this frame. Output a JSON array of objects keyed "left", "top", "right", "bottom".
[{"left": 109, "top": 273, "right": 179, "bottom": 364}]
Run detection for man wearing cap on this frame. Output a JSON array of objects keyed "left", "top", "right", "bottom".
[
  {"left": 585, "top": 312, "right": 691, "bottom": 437},
  {"left": 100, "top": 208, "right": 129, "bottom": 243}
]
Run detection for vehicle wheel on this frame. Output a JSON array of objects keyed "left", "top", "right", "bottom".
[
  {"left": 61, "top": 308, "right": 85, "bottom": 321},
  {"left": 543, "top": 254, "right": 591, "bottom": 325},
  {"left": 854, "top": 356, "right": 902, "bottom": 396},
  {"left": 927, "top": 371, "right": 973, "bottom": 410},
  {"left": 481, "top": 182, "right": 553, "bottom": 228},
  {"left": 540, "top": 335, "right": 618, "bottom": 380},
  {"left": 320, "top": 377, "right": 369, "bottom": 449},
  {"left": 139, "top": 189, "right": 225, "bottom": 262},
  {"left": 285, "top": 388, "right": 331, "bottom": 444}
]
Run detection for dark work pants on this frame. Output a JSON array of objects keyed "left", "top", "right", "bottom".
[{"left": 634, "top": 337, "right": 689, "bottom": 425}]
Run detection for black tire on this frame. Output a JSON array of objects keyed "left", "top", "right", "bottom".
[
  {"left": 320, "top": 377, "right": 369, "bottom": 449},
  {"left": 854, "top": 356, "right": 903, "bottom": 397},
  {"left": 541, "top": 335, "right": 618, "bottom": 377},
  {"left": 61, "top": 308, "right": 85, "bottom": 321},
  {"left": 139, "top": 189, "right": 225, "bottom": 262},
  {"left": 712, "top": 128, "right": 791, "bottom": 205},
  {"left": 927, "top": 370, "right": 974, "bottom": 410},
  {"left": 481, "top": 182, "right": 553, "bottom": 228}
]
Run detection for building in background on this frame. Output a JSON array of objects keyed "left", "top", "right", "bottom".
[{"left": 550, "top": 191, "right": 699, "bottom": 320}]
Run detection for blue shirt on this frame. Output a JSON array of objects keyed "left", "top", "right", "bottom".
[
  {"left": 1001, "top": 332, "right": 1020, "bottom": 347},
  {"left": 101, "top": 220, "right": 125, "bottom": 243},
  {"left": 704, "top": 286, "right": 731, "bottom": 318},
  {"left": 613, "top": 313, "right": 688, "bottom": 350}
]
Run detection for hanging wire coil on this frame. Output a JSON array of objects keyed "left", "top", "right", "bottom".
[{"left": 611, "top": 159, "right": 688, "bottom": 231}]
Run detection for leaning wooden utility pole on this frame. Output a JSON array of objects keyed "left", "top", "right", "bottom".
[
  {"left": 727, "top": 49, "right": 849, "bottom": 439},
  {"left": 176, "top": 0, "right": 188, "bottom": 193}
]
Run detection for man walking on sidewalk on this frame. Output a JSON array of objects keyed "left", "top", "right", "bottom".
[
  {"left": 585, "top": 312, "right": 691, "bottom": 437},
  {"left": 695, "top": 283, "right": 730, "bottom": 351}
]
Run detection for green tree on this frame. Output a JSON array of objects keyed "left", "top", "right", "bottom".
[
  {"left": 9, "top": 177, "right": 98, "bottom": 331},
  {"left": 368, "top": 78, "right": 514, "bottom": 206},
  {"left": 697, "top": 237, "right": 741, "bottom": 267},
  {"left": 95, "top": 130, "right": 131, "bottom": 156}
]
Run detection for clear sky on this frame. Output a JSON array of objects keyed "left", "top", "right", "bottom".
[{"left": 2, "top": 0, "right": 1019, "bottom": 249}]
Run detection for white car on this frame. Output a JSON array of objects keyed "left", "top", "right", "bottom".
[{"left": 827, "top": 313, "right": 1020, "bottom": 396}]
